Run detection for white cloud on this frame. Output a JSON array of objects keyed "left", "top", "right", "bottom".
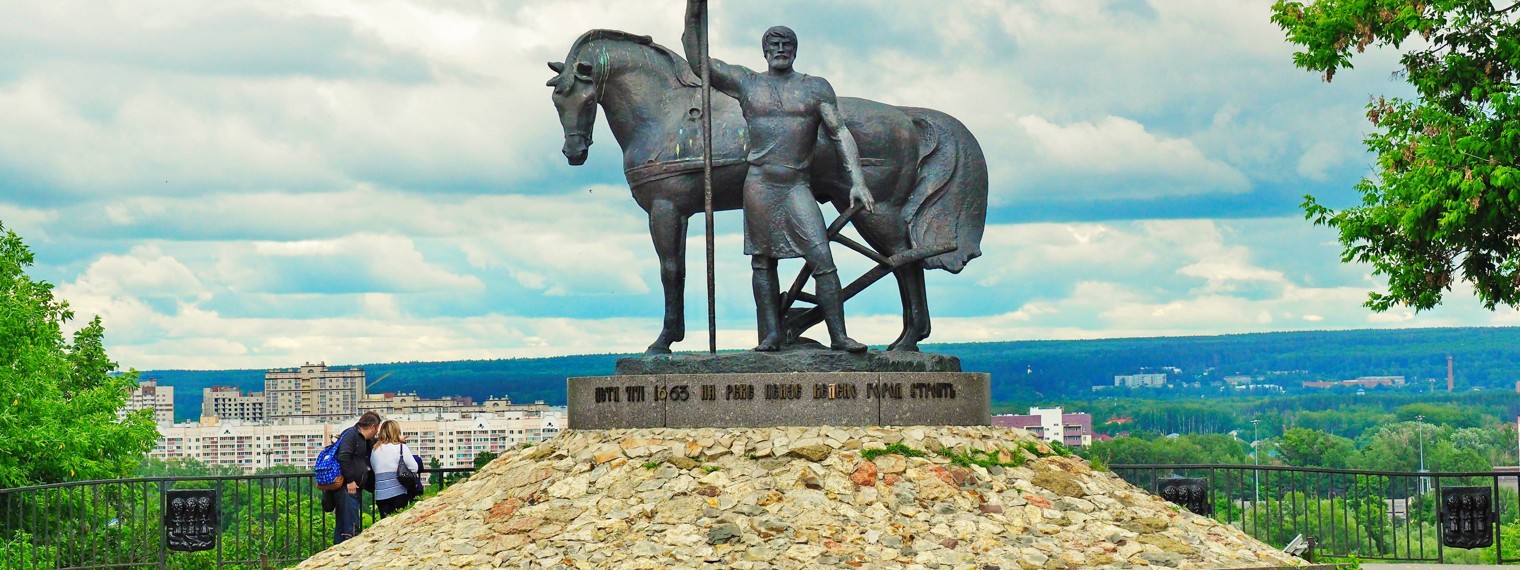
[
  {"left": 1, "top": 0, "right": 1504, "bottom": 371},
  {"left": 1016, "top": 114, "right": 1250, "bottom": 197}
]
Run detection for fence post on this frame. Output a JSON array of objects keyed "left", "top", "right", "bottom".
[{"left": 157, "top": 479, "right": 168, "bottom": 570}]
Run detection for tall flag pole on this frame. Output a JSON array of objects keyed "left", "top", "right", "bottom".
[{"left": 700, "top": 2, "right": 717, "bottom": 354}]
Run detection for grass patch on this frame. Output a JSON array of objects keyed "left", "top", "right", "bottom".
[
  {"left": 642, "top": 461, "right": 660, "bottom": 470},
  {"left": 701, "top": 465, "right": 721, "bottom": 473},
  {"left": 1047, "top": 441, "right": 1075, "bottom": 457},
  {"left": 861, "top": 443, "right": 928, "bottom": 461},
  {"left": 936, "top": 447, "right": 1026, "bottom": 469}
]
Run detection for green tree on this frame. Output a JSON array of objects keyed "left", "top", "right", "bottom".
[
  {"left": 1273, "top": 0, "right": 1520, "bottom": 311},
  {"left": 473, "top": 450, "right": 500, "bottom": 470},
  {"left": 1277, "top": 427, "right": 1358, "bottom": 468},
  {"left": 0, "top": 223, "right": 158, "bottom": 486}
]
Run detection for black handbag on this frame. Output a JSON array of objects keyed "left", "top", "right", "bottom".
[{"left": 396, "top": 445, "right": 422, "bottom": 494}]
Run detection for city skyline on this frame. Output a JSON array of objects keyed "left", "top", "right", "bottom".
[{"left": 3, "top": 0, "right": 1518, "bottom": 370}]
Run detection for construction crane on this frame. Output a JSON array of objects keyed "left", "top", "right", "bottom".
[{"left": 366, "top": 372, "right": 393, "bottom": 392}]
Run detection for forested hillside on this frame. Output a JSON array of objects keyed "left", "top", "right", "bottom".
[{"left": 143, "top": 326, "right": 1520, "bottom": 422}]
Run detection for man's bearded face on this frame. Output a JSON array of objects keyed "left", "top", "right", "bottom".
[{"left": 763, "top": 35, "right": 796, "bottom": 71}]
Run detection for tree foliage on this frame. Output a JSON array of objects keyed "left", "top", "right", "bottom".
[
  {"left": 1273, "top": 0, "right": 1520, "bottom": 311},
  {"left": 0, "top": 223, "right": 157, "bottom": 486}
]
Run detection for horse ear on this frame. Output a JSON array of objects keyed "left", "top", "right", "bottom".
[
  {"left": 546, "top": 76, "right": 559, "bottom": 87},
  {"left": 548, "top": 61, "right": 566, "bottom": 73},
  {"left": 575, "top": 61, "right": 594, "bottom": 82}
]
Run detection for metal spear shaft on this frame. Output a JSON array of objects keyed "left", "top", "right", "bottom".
[{"left": 701, "top": 2, "right": 717, "bottom": 354}]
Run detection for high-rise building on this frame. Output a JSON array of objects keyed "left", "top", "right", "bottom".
[
  {"left": 122, "top": 379, "right": 174, "bottom": 424},
  {"left": 202, "top": 386, "right": 266, "bottom": 423},
  {"left": 263, "top": 363, "right": 365, "bottom": 424}
]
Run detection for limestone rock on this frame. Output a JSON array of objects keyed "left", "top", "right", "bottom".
[{"left": 295, "top": 426, "right": 1310, "bottom": 570}]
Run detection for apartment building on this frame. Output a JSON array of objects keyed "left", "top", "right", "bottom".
[
  {"left": 1113, "top": 373, "right": 1166, "bottom": 388},
  {"left": 993, "top": 407, "right": 1094, "bottom": 447},
  {"left": 150, "top": 408, "right": 566, "bottom": 473},
  {"left": 201, "top": 386, "right": 266, "bottom": 423},
  {"left": 122, "top": 379, "right": 174, "bottom": 424},
  {"left": 264, "top": 363, "right": 365, "bottom": 424}
]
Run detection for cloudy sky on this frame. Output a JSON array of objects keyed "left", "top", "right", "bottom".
[{"left": 3, "top": 0, "right": 1515, "bottom": 370}]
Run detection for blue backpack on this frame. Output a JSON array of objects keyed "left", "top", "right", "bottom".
[{"left": 314, "top": 428, "right": 351, "bottom": 491}]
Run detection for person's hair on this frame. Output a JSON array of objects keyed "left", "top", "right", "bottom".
[
  {"left": 761, "top": 26, "right": 797, "bottom": 49},
  {"left": 357, "top": 411, "right": 382, "bottom": 428},
  {"left": 375, "top": 420, "right": 405, "bottom": 446}
]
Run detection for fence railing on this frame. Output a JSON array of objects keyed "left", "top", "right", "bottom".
[
  {"left": 1, "top": 467, "right": 477, "bottom": 570},
  {"left": 1112, "top": 463, "right": 1520, "bottom": 564}
]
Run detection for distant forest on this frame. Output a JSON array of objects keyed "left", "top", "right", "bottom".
[{"left": 142, "top": 326, "right": 1520, "bottom": 422}]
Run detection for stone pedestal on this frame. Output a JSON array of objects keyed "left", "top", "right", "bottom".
[{"left": 567, "top": 371, "right": 989, "bottom": 429}]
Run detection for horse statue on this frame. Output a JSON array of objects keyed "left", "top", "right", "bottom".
[{"left": 546, "top": 30, "right": 987, "bottom": 354}]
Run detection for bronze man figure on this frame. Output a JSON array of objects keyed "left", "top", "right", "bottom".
[{"left": 683, "top": 0, "right": 873, "bottom": 353}]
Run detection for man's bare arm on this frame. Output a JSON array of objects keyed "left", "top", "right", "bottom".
[{"left": 819, "top": 94, "right": 875, "bottom": 212}]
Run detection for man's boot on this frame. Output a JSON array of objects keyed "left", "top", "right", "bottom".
[
  {"left": 816, "top": 269, "right": 866, "bottom": 353},
  {"left": 753, "top": 261, "right": 782, "bottom": 351}
]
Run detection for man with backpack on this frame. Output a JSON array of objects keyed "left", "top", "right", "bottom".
[{"left": 328, "top": 411, "right": 381, "bottom": 544}]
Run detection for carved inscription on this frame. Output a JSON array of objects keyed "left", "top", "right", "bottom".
[
  {"left": 594, "top": 387, "right": 621, "bottom": 403},
  {"left": 592, "top": 381, "right": 958, "bottom": 405},
  {"left": 911, "top": 382, "right": 956, "bottom": 399},
  {"left": 765, "top": 383, "right": 804, "bottom": 400},
  {"left": 726, "top": 384, "right": 755, "bottom": 400},
  {"left": 812, "top": 383, "right": 858, "bottom": 400}
]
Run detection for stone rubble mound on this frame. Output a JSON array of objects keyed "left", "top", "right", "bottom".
[{"left": 298, "top": 426, "right": 1309, "bottom": 569}]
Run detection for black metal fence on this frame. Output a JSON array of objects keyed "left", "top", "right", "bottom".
[
  {"left": 0, "top": 468, "right": 477, "bottom": 570},
  {"left": 1112, "top": 463, "right": 1520, "bottom": 564}
]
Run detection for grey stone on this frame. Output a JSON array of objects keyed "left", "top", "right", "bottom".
[
  {"left": 877, "top": 372, "right": 990, "bottom": 427},
  {"left": 616, "top": 349, "right": 960, "bottom": 375},
  {"left": 708, "top": 522, "right": 743, "bottom": 544},
  {"left": 566, "top": 375, "right": 664, "bottom": 430},
  {"left": 666, "top": 373, "right": 878, "bottom": 428},
  {"left": 568, "top": 372, "right": 990, "bottom": 429}
]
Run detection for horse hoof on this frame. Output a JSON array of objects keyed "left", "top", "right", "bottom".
[
  {"left": 887, "top": 342, "right": 920, "bottom": 352},
  {"left": 645, "top": 345, "right": 673, "bottom": 355}
]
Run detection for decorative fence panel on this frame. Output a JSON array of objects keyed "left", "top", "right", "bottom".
[
  {"left": 0, "top": 468, "right": 476, "bottom": 570},
  {"left": 1112, "top": 464, "right": 1520, "bottom": 564}
]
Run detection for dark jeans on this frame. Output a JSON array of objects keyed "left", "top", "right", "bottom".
[
  {"left": 333, "top": 490, "right": 362, "bottom": 544},
  {"left": 376, "top": 494, "right": 411, "bottom": 518}
]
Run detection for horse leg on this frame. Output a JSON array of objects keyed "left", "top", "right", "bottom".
[
  {"left": 888, "top": 260, "right": 931, "bottom": 352},
  {"left": 887, "top": 264, "right": 920, "bottom": 352},
  {"left": 646, "top": 199, "right": 688, "bottom": 354},
  {"left": 842, "top": 203, "right": 926, "bottom": 352}
]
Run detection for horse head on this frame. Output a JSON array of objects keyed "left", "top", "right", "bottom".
[{"left": 546, "top": 59, "right": 599, "bottom": 165}]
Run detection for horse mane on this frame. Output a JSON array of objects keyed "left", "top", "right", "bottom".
[{"left": 568, "top": 29, "right": 702, "bottom": 88}]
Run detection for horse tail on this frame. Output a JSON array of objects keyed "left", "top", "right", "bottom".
[{"left": 899, "top": 107, "right": 988, "bottom": 274}]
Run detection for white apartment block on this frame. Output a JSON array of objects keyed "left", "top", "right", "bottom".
[
  {"left": 1114, "top": 373, "right": 1167, "bottom": 388},
  {"left": 202, "top": 386, "right": 266, "bottom": 423},
  {"left": 150, "top": 409, "right": 566, "bottom": 473},
  {"left": 264, "top": 363, "right": 365, "bottom": 424},
  {"left": 122, "top": 379, "right": 174, "bottom": 424}
]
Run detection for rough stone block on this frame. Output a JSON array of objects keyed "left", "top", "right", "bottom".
[
  {"left": 876, "top": 372, "right": 990, "bottom": 426},
  {"left": 569, "top": 372, "right": 990, "bottom": 429},
  {"left": 566, "top": 375, "right": 664, "bottom": 429},
  {"left": 663, "top": 373, "right": 880, "bottom": 428}
]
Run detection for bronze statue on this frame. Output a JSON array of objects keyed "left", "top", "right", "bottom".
[
  {"left": 682, "top": 2, "right": 871, "bottom": 353},
  {"left": 546, "top": 24, "right": 987, "bottom": 355}
]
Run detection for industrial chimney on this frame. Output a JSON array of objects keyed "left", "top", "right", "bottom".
[{"left": 1448, "top": 355, "right": 1455, "bottom": 392}]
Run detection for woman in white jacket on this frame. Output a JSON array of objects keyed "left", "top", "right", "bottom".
[{"left": 369, "top": 420, "right": 420, "bottom": 517}]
